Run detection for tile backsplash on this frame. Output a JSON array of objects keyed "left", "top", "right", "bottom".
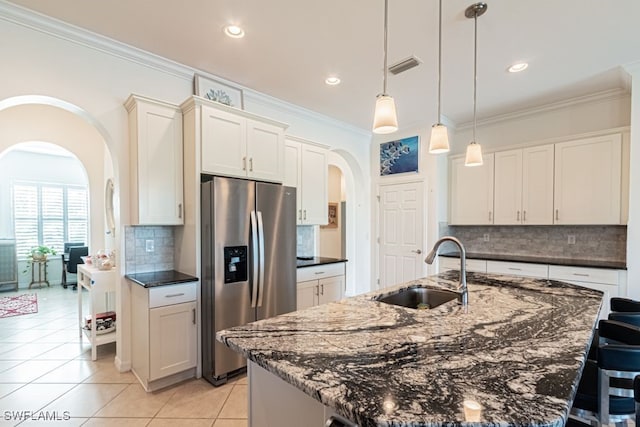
[
  {"left": 124, "top": 225, "right": 174, "bottom": 274},
  {"left": 297, "top": 225, "right": 315, "bottom": 257},
  {"left": 439, "top": 223, "right": 626, "bottom": 262}
]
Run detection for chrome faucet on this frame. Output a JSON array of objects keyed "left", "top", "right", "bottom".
[{"left": 424, "top": 236, "right": 468, "bottom": 307}]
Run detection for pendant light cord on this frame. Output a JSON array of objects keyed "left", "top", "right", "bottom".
[
  {"left": 383, "top": 0, "right": 389, "bottom": 95},
  {"left": 473, "top": 11, "right": 478, "bottom": 143},
  {"left": 437, "top": 0, "right": 442, "bottom": 122}
]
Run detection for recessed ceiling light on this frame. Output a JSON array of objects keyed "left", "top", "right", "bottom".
[
  {"left": 224, "top": 25, "right": 245, "bottom": 38},
  {"left": 508, "top": 62, "right": 528, "bottom": 73},
  {"left": 325, "top": 76, "right": 341, "bottom": 86}
]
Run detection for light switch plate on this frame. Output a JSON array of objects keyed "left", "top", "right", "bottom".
[
  {"left": 145, "top": 239, "right": 155, "bottom": 252},
  {"left": 567, "top": 235, "right": 576, "bottom": 245}
]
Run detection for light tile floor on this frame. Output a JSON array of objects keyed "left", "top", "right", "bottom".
[{"left": 0, "top": 286, "right": 248, "bottom": 427}]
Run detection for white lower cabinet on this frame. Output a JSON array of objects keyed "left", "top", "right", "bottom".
[
  {"left": 131, "top": 281, "right": 198, "bottom": 391},
  {"left": 438, "top": 256, "right": 486, "bottom": 274},
  {"left": 296, "top": 263, "right": 345, "bottom": 310},
  {"left": 486, "top": 261, "right": 549, "bottom": 278},
  {"left": 249, "top": 361, "right": 356, "bottom": 427}
]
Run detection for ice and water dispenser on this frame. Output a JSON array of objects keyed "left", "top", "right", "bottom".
[{"left": 223, "top": 246, "right": 248, "bottom": 283}]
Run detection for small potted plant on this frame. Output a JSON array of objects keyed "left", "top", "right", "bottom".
[{"left": 22, "top": 245, "right": 57, "bottom": 274}]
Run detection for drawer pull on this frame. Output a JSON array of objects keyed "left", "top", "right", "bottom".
[
  {"left": 315, "top": 272, "right": 325, "bottom": 275},
  {"left": 508, "top": 268, "right": 522, "bottom": 271},
  {"left": 165, "top": 293, "right": 185, "bottom": 298},
  {"left": 320, "top": 284, "right": 324, "bottom": 295},
  {"left": 192, "top": 308, "right": 196, "bottom": 325},
  {"left": 573, "top": 273, "right": 589, "bottom": 277}
]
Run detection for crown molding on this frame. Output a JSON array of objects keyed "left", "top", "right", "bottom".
[
  {"left": 455, "top": 88, "right": 630, "bottom": 131},
  {"left": 0, "top": 0, "right": 371, "bottom": 139}
]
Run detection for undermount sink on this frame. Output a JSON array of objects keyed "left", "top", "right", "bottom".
[{"left": 375, "top": 286, "right": 459, "bottom": 310}]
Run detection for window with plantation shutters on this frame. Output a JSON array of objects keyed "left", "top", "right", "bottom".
[{"left": 12, "top": 182, "right": 88, "bottom": 259}]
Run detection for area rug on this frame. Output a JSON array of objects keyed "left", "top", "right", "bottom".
[{"left": 0, "top": 293, "right": 38, "bottom": 319}]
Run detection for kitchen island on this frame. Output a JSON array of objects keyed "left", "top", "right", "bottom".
[{"left": 217, "top": 272, "right": 602, "bottom": 426}]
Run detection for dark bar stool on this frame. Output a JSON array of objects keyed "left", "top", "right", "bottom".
[
  {"left": 571, "top": 320, "right": 640, "bottom": 425},
  {"left": 611, "top": 297, "right": 640, "bottom": 313},
  {"left": 634, "top": 375, "right": 640, "bottom": 424}
]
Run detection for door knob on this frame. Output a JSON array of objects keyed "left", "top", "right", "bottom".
[{"left": 411, "top": 249, "right": 422, "bottom": 254}]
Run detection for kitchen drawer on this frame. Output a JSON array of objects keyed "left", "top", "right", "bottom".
[
  {"left": 486, "top": 261, "right": 548, "bottom": 279},
  {"left": 438, "top": 257, "right": 486, "bottom": 273},
  {"left": 297, "top": 262, "right": 345, "bottom": 282},
  {"left": 149, "top": 282, "right": 197, "bottom": 308},
  {"left": 548, "top": 265, "right": 619, "bottom": 286}
]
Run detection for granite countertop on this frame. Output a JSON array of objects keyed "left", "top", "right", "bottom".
[
  {"left": 125, "top": 270, "right": 198, "bottom": 288},
  {"left": 296, "top": 256, "right": 348, "bottom": 268},
  {"left": 440, "top": 251, "right": 627, "bottom": 270},
  {"left": 217, "top": 272, "right": 602, "bottom": 426}
]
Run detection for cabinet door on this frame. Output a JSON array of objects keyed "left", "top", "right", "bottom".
[
  {"left": 201, "top": 105, "right": 247, "bottom": 178},
  {"left": 296, "top": 280, "right": 318, "bottom": 310},
  {"left": 149, "top": 301, "right": 197, "bottom": 381},
  {"left": 300, "top": 145, "right": 328, "bottom": 225},
  {"left": 284, "top": 141, "right": 303, "bottom": 224},
  {"left": 246, "top": 119, "right": 284, "bottom": 183},
  {"left": 449, "top": 154, "right": 494, "bottom": 225},
  {"left": 554, "top": 134, "right": 622, "bottom": 224},
  {"left": 493, "top": 149, "right": 522, "bottom": 225},
  {"left": 318, "top": 275, "right": 344, "bottom": 305},
  {"left": 134, "top": 99, "right": 184, "bottom": 225},
  {"left": 522, "top": 144, "right": 554, "bottom": 225}
]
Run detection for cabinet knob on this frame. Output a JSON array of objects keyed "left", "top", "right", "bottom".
[
  {"left": 320, "top": 284, "right": 324, "bottom": 295},
  {"left": 242, "top": 157, "right": 247, "bottom": 171},
  {"left": 178, "top": 203, "right": 183, "bottom": 219},
  {"left": 523, "top": 210, "right": 527, "bottom": 222},
  {"left": 555, "top": 209, "right": 559, "bottom": 221},
  {"left": 488, "top": 211, "right": 492, "bottom": 222},
  {"left": 298, "top": 209, "right": 302, "bottom": 220},
  {"left": 303, "top": 210, "right": 307, "bottom": 220},
  {"left": 517, "top": 211, "right": 520, "bottom": 221},
  {"left": 249, "top": 158, "right": 253, "bottom": 172},
  {"left": 192, "top": 308, "right": 196, "bottom": 324}
]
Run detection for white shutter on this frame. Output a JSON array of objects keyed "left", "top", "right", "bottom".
[{"left": 13, "top": 184, "right": 38, "bottom": 258}]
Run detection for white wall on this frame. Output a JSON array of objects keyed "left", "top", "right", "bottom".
[
  {"left": 624, "top": 63, "right": 640, "bottom": 299},
  {"left": 0, "top": 3, "right": 372, "bottom": 368},
  {"left": 319, "top": 166, "right": 344, "bottom": 258}
]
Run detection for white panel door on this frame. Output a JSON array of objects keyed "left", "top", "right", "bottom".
[
  {"left": 449, "top": 154, "right": 495, "bottom": 225},
  {"left": 493, "top": 149, "right": 522, "bottom": 225},
  {"left": 554, "top": 134, "right": 622, "bottom": 224},
  {"left": 378, "top": 181, "right": 424, "bottom": 288},
  {"left": 522, "top": 144, "right": 554, "bottom": 224},
  {"left": 246, "top": 119, "right": 284, "bottom": 183},
  {"left": 318, "top": 275, "right": 344, "bottom": 304},
  {"left": 296, "top": 280, "right": 318, "bottom": 310},
  {"left": 300, "top": 145, "right": 328, "bottom": 225},
  {"left": 149, "top": 301, "right": 197, "bottom": 381},
  {"left": 284, "top": 141, "right": 303, "bottom": 223},
  {"left": 201, "top": 105, "right": 247, "bottom": 177}
]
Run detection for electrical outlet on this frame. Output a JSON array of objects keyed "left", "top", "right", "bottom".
[
  {"left": 145, "top": 239, "right": 155, "bottom": 252},
  {"left": 483, "top": 233, "right": 490, "bottom": 242},
  {"left": 567, "top": 235, "right": 576, "bottom": 245}
]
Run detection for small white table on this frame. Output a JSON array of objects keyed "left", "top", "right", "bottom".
[{"left": 77, "top": 265, "right": 117, "bottom": 360}]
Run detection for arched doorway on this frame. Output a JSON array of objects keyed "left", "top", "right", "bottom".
[{"left": 0, "top": 95, "right": 123, "bottom": 363}]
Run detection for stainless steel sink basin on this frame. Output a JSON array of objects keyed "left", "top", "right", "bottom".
[{"left": 375, "top": 286, "right": 459, "bottom": 310}]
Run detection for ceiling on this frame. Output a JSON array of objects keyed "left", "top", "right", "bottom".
[{"left": 7, "top": 0, "right": 640, "bottom": 132}]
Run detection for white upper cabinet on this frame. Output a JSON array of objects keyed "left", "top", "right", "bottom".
[
  {"left": 125, "top": 94, "right": 184, "bottom": 225},
  {"left": 284, "top": 137, "right": 328, "bottom": 225},
  {"left": 449, "top": 154, "right": 494, "bottom": 225},
  {"left": 554, "top": 134, "right": 622, "bottom": 224},
  {"left": 494, "top": 144, "right": 554, "bottom": 225},
  {"left": 182, "top": 97, "right": 287, "bottom": 183}
]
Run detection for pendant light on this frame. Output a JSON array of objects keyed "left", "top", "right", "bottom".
[
  {"left": 428, "top": 0, "right": 450, "bottom": 154},
  {"left": 464, "top": 2, "right": 487, "bottom": 167},
  {"left": 372, "top": 0, "right": 398, "bottom": 134}
]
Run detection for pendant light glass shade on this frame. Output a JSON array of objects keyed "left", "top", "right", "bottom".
[
  {"left": 465, "top": 141, "right": 483, "bottom": 166},
  {"left": 464, "top": 2, "right": 487, "bottom": 167},
  {"left": 373, "top": 94, "right": 398, "bottom": 134},
  {"left": 429, "top": 124, "right": 449, "bottom": 153},
  {"left": 372, "top": 0, "right": 398, "bottom": 134},
  {"left": 429, "top": 0, "right": 450, "bottom": 154}
]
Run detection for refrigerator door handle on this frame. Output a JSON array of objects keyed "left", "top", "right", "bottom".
[
  {"left": 250, "top": 211, "right": 259, "bottom": 308},
  {"left": 257, "top": 211, "right": 266, "bottom": 307}
]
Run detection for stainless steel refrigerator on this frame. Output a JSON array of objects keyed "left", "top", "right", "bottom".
[{"left": 201, "top": 176, "right": 297, "bottom": 385}]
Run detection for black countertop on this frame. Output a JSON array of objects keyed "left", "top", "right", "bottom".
[
  {"left": 440, "top": 251, "right": 626, "bottom": 270},
  {"left": 296, "top": 257, "right": 348, "bottom": 268},
  {"left": 125, "top": 270, "right": 198, "bottom": 288}
]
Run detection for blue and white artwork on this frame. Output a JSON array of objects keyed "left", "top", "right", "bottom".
[{"left": 380, "top": 135, "right": 419, "bottom": 176}]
